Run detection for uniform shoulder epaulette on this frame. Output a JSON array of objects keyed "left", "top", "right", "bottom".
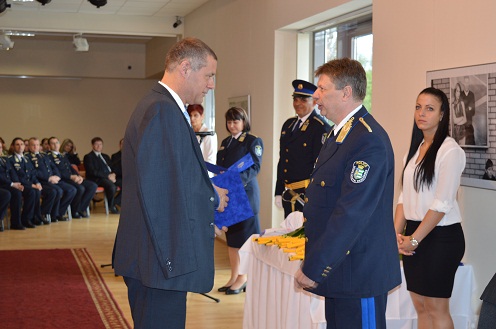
[
  {"left": 313, "top": 116, "right": 325, "bottom": 125},
  {"left": 359, "top": 117, "right": 372, "bottom": 132},
  {"left": 248, "top": 133, "right": 259, "bottom": 138}
]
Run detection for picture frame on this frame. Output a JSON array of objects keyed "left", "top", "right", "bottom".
[
  {"left": 427, "top": 63, "right": 496, "bottom": 190},
  {"left": 228, "top": 95, "right": 251, "bottom": 120}
]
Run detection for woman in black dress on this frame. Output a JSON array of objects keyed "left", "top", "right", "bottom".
[{"left": 217, "top": 107, "right": 263, "bottom": 295}]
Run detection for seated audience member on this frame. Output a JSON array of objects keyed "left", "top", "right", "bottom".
[
  {"left": 7, "top": 137, "right": 45, "bottom": 228},
  {"left": 48, "top": 137, "right": 97, "bottom": 218},
  {"left": 83, "top": 137, "right": 120, "bottom": 214},
  {"left": 0, "top": 148, "right": 36, "bottom": 231},
  {"left": 111, "top": 138, "right": 123, "bottom": 203},
  {"left": 60, "top": 138, "right": 81, "bottom": 166},
  {"left": 27, "top": 137, "right": 75, "bottom": 223},
  {"left": 41, "top": 138, "right": 51, "bottom": 153}
]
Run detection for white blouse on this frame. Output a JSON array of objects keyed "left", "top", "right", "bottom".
[
  {"left": 197, "top": 123, "right": 217, "bottom": 168},
  {"left": 398, "top": 137, "right": 465, "bottom": 226}
]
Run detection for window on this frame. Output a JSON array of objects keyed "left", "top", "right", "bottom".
[{"left": 311, "top": 11, "right": 373, "bottom": 111}]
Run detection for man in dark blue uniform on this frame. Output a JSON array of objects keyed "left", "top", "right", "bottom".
[
  {"left": 0, "top": 142, "right": 36, "bottom": 231},
  {"left": 8, "top": 137, "right": 51, "bottom": 228},
  {"left": 294, "top": 58, "right": 401, "bottom": 329},
  {"left": 26, "top": 137, "right": 76, "bottom": 223},
  {"left": 275, "top": 79, "right": 331, "bottom": 218},
  {"left": 47, "top": 137, "right": 97, "bottom": 218}
]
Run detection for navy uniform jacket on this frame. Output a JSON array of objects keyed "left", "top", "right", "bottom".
[
  {"left": 48, "top": 151, "right": 78, "bottom": 179},
  {"left": 275, "top": 110, "right": 331, "bottom": 195},
  {"left": 26, "top": 152, "right": 61, "bottom": 182},
  {"left": 217, "top": 132, "right": 263, "bottom": 216},
  {"left": 113, "top": 83, "right": 218, "bottom": 293},
  {"left": 0, "top": 156, "right": 21, "bottom": 188},
  {"left": 302, "top": 107, "right": 401, "bottom": 298},
  {"left": 8, "top": 154, "right": 39, "bottom": 187}
]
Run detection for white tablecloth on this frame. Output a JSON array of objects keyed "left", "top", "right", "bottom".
[{"left": 239, "top": 234, "right": 476, "bottom": 329}]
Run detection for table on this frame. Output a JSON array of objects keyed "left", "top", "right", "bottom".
[{"left": 239, "top": 234, "right": 476, "bottom": 329}]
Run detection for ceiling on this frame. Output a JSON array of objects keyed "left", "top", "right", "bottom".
[
  {"left": 0, "top": 0, "right": 211, "bottom": 43},
  {"left": 4, "top": 0, "right": 209, "bottom": 17}
]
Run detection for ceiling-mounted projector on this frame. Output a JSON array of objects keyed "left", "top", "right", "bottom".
[{"left": 73, "top": 35, "right": 89, "bottom": 52}]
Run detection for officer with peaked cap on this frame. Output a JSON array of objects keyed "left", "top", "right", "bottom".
[{"left": 274, "top": 79, "right": 331, "bottom": 218}]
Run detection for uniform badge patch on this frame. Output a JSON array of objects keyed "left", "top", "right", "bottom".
[
  {"left": 350, "top": 161, "right": 370, "bottom": 183},
  {"left": 255, "top": 145, "right": 263, "bottom": 157}
]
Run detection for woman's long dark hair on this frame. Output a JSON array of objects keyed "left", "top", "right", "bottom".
[{"left": 402, "top": 87, "right": 450, "bottom": 191}]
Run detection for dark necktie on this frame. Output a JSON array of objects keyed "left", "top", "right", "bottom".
[{"left": 292, "top": 119, "right": 302, "bottom": 132}]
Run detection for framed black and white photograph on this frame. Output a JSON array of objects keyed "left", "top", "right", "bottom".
[{"left": 427, "top": 63, "right": 496, "bottom": 190}]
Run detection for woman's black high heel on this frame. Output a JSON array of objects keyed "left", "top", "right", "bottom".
[
  {"left": 217, "top": 285, "right": 231, "bottom": 292},
  {"left": 225, "top": 282, "right": 246, "bottom": 295}
]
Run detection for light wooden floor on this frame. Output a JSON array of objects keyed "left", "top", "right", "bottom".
[{"left": 0, "top": 206, "right": 245, "bottom": 329}]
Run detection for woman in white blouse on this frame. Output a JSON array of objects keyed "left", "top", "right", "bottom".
[
  {"left": 187, "top": 104, "right": 218, "bottom": 168},
  {"left": 394, "top": 87, "right": 466, "bottom": 329}
]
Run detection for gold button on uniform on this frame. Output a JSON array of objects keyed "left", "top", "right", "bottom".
[
  {"left": 285, "top": 159, "right": 288, "bottom": 163},
  {"left": 284, "top": 169, "right": 287, "bottom": 173},
  {"left": 303, "top": 143, "right": 307, "bottom": 147},
  {"left": 320, "top": 181, "right": 325, "bottom": 187}
]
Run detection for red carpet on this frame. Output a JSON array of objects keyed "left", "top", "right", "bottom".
[{"left": 0, "top": 248, "right": 130, "bottom": 329}]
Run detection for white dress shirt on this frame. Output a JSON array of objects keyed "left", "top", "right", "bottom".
[{"left": 398, "top": 137, "right": 466, "bottom": 226}]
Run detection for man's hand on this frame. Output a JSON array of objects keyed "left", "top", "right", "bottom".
[
  {"left": 294, "top": 267, "right": 318, "bottom": 290},
  {"left": 33, "top": 183, "right": 42, "bottom": 191},
  {"left": 70, "top": 175, "right": 84, "bottom": 184},
  {"left": 213, "top": 185, "right": 229, "bottom": 212},
  {"left": 12, "top": 182, "right": 24, "bottom": 191},
  {"left": 214, "top": 225, "right": 228, "bottom": 238},
  {"left": 274, "top": 195, "right": 283, "bottom": 208},
  {"left": 108, "top": 173, "right": 116, "bottom": 183},
  {"left": 48, "top": 175, "right": 60, "bottom": 184}
]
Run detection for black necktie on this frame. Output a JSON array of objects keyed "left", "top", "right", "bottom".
[{"left": 292, "top": 119, "right": 302, "bottom": 133}]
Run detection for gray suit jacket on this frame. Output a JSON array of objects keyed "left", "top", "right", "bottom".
[{"left": 113, "top": 83, "right": 218, "bottom": 293}]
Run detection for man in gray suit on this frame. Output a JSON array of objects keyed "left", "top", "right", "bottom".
[{"left": 113, "top": 37, "right": 228, "bottom": 329}]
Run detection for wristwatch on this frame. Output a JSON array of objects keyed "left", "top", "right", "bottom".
[{"left": 409, "top": 236, "right": 419, "bottom": 247}]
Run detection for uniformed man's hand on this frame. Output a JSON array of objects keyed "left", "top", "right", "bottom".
[
  {"left": 49, "top": 175, "right": 60, "bottom": 184},
  {"left": 294, "top": 267, "right": 318, "bottom": 290},
  {"left": 274, "top": 195, "right": 283, "bottom": 208},
  {"left": 213, "top": 185, "right": 229, "bottom": 212},
  {"left": 108, "top": 173, "right": 116, "bottom": 183}
]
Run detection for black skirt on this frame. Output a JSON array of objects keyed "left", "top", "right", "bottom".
[
  {"left": 403, "top": 220, "right": 465, "bottom": 298},
  {"left": 225, "top": 214, "right": 260, "bottom": 248}
]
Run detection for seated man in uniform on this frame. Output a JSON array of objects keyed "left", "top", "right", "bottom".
[
  {"left": 48, "top": 136, "right": 98, "bottom": 218},
  {"left": 26, "top": 137, "right": 76, "bottom": 223},
  {"left": 83, "top": 137, "right": 120, "bottom": 214}
]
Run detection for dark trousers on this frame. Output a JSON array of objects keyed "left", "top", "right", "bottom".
[
  {"left": 91, "top": 178, "right": 117, "bottom": 208},
  {"left": 325, "top": 293, "right": 388, "bottom": 329},
  {"left": 0, "top": 188, "right": 10, "bottom": 218},
  {"left": 124, "top": 276, "right": 187, "bottom": 329},
  {"left": 43, "top": 181, "right": 76, "bottom": 217},
  {"left": 65, "top": 179, "right": 98, "bottom": 213},
  {"left": 39, "top": 183, "right": 58, "bottom": 217}
]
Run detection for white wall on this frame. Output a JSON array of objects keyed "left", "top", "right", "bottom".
[{"left": 185, "top": 0, "right": 496, "bottom": 311}]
